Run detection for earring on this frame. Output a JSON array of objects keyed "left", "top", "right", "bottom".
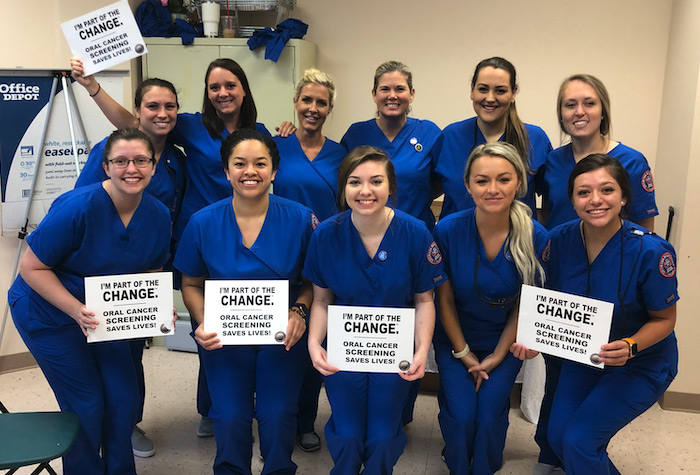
[{"left": 621, "top": 200, "right": 625, "bottom": 206}]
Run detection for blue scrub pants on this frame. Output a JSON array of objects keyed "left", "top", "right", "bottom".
[
  {"left": 548, "top": 358, "right": 675, "bottom": 475},
  {"left": 296, "top": 351, "right": 323, "bottom": 435},
  {"left": 129, "top": 338, "right": 146, "bottom": 424},
  {"left": 11, "top": 296, "right": 139, "bottom": 475},
  {"left": 190, "top": 316, "right": 212, "bottom": 417},
  {"left": 323, "top": 371, "right": 410, "bottom": 475},
  {"left": 201, "top": 341, "right": 305, "bottom": 475},
  {"left": 534, "top": 354, "right": 563, "bottom": 467},
  {"left": 401, "top": 381, "right": 420, "bottom": 426},
  {"left": 435, "top": 345, "right": 522, "bottom": 475}
]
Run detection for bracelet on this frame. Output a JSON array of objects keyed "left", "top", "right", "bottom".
[
  {"left": 89, "top": 83, "right": 101, "bottom": 97},
  {"left": 289, "top": 305, "right": 306, "bottom": 320},
  {"left": 451, "top": 342, "right": 470, "bottom": 359},
  {"left": 290, "top": 303, "right": 308, "bottom": 318}
]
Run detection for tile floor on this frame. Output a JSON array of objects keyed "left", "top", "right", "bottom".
[{"left": 1, "top": 346, "right": 698, "bottom": 474}]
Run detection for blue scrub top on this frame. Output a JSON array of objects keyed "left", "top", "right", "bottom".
[
  {"left": 541, "top": 142, "right": 659, "bottom": 230},
  {"left": 8, "top": 183, "right": 171, "bottom": 327},
  {"left": 548, "top": 219, "right": 678, "bottom": 368},
  {"left": 304, "top": 209, "right": 446, "bottom": 308},
  {"left": 432, "top": 208, "right": 549, "bottom": 351},
  {"left": 75, "top": 137, "right": 186, "bottom": 232},
  {"left": 174, "top": 194, "right": 315, "bottom": 305},
  {"left": 170, "top": 112, "right": 271, "bottom": 236},
  {"left": 341, "top": 117, "right": 441, "bottom": 230},
  {"left": 433, "top": 117, "right": 552, "bottom": 218},
  {"left": 273, "top": 134, "right": 345, "bottom": 221}
]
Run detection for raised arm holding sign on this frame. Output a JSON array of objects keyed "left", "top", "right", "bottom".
[{"left": 61, "top": 1, "right": 147, "bottom": 77}]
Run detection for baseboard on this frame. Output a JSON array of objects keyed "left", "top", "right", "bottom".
[
  {"left": 660, "top": 391, "right": 700, "bottom": 413},
  {"left": 0, "top": 351, "right": 37, "bottom": 374}
]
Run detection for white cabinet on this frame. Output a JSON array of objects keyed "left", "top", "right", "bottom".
[{"left": 142, "top": 38, "right": 317, "bottom": 129}]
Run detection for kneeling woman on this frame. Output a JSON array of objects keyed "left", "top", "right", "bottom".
[
  {"left": 305, "top": 146, "right": 445, "bottom": 474},
  {"left": 8, "top": 129, "right": 172, "bottom": 474},
  {"left": 433, "top": 142, "right": 548, "bottom": 474},
  {"left": 544, "top": 154, "right": 677, "bottom": 474},
  {"left": 175, "top": 129, "right": 315, "bottom": 474}
]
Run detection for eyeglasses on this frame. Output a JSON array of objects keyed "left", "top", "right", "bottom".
[{"left": 108, "top": 157, "right": 155, "bottom": 169}]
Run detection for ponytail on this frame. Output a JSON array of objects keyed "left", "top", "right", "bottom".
[
  {"left": 504, "top": 102, "right": 532, "bottom": 175},
  {"left": 465, "top": 142, "right": 545, "bottom": 286},
  {"left": 507, "top": 199, "right": 545, "bottom": 286}
]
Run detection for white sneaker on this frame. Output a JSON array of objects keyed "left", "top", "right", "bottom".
[
  {"left": 197, "top": 416, "right": 214, "bottom": 437},
  {"left": 533, "top": 463, "right": 565, "bottom": 475},
  {"left": 131, "top": 426, "right": 155, "bottom": 458}
]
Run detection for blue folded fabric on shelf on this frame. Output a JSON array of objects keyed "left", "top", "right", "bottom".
[
  {"left": 247, "top": 18, "right": 308, "bottom": 62},
  {"left": 135, "top": 0, "right": 202, "bottom": 45}
]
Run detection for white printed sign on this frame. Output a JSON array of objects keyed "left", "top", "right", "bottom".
[
  {"left": 204, "top": 280, "right": 289, "bottom": 345},
  {"left": 327, "top": 305, "right": 415, "bottom": 373},
  {"left": 516, "top": 285, "right": 614, "bottom": 368},
  {"left": 61, "top": 0, "right": 147, "bottom": 76},
  {"left": 85, "top": 272, "right": 174, "bottom": 343}
]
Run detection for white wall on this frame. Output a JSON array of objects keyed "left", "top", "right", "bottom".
[{"left": 654, "top": 0, "right": 700, "bottom": 397}]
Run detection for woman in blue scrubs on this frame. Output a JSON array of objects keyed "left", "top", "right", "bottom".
[
  {"left": 72, "top": 56, "right": 292, "bottom": 436},
  {"left": 175, "top": 129, "right": 314, "bottom": 475},
  {"left": 305, "top": 146, "right": 446, "bottom": 475},
  {"left": 535, "top": 74, "right": 660, "bottom": 475},
  {"left": 341, "top": 60, "right": 441, "bottom": 232},
  {"left": 433, "top": 142, "right": 548, "bottom": 475},
  {"left": 541, "top": 74, "right": 658, "bottom": 231},
  {"left": 274, "top": 68, "right": 345, "bottom": 453},
  {"left": 8, "top": 128, "right": 172, "bottom": 475},
  {"left": 522, "top": 154, "right": 677, "bottom": 474},
  {"left": 434, "top": 57, "right": 552, "bottom": 218},
  {"left": 74, "top": 77, "right": 185, "bottom": 458}
]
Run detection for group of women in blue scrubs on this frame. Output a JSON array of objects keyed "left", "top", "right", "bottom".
[
  {"left": 53, "top": 51, "right": 679, "bottom": 475},
  {"left": 72, "top": 55, "right": 296, "bottom": 439},
  {"left": 9, "top": 128, "right": 172, "bottom": 474}
]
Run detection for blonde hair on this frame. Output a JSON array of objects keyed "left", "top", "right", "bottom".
[
  {"left": 293, "top": 68, "right": 336, "bottom": 110},
  {"left": 464, "top": 142, "right": 545, "bottom": 286}
]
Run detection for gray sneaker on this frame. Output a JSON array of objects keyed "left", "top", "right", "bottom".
[
  {"left": 131, "top": 426, "right": 155, "bottom": 458},
  {"left": 197, "top": 416, "right": 214, "bottom": 437}
]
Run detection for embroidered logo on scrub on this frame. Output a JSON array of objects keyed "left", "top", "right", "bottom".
[
  {"left": 377, "top": 250, "right": 388, "bottom": 261},
  {"left": 311, "top": 213, "right": 319, "bottom": 230},
  {"left": 641, "top": 170, "right": 655, "bottom": 192},
  {"left": 658, "top": 251, "right": 676, "bottom": 278},
  {"left": 427, "top": 241, "right": 442, "bottom": 265},
  {"left": 541, "top": 240, "right": 551, "bottom": 263}
]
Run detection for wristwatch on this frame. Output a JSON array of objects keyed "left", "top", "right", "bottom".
[{"left": 622, "top": 337, "right": 638, "bottom": 358}]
